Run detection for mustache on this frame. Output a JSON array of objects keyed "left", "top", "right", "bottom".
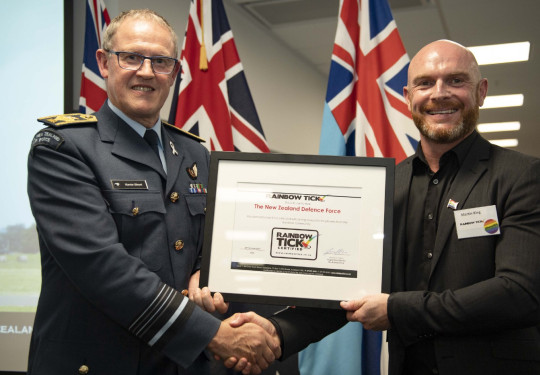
[{"left": 421, "top": 101, "right": 464, "bottom": 112}]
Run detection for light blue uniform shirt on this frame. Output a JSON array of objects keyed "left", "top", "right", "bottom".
[{"left": 107, "top": 100, "right": 167, "bottom": 173}]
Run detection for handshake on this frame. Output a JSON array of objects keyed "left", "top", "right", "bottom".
[
  {"left": 190, "top": 284, "right": 281, "bottom": 375},
  {"left": 188, "top": 272, "right": 390, "bottom": 374},
  {"left": 209, "top": 311, "right": 280, "bottom": 374}
]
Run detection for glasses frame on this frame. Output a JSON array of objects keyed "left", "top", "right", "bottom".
[{"left": 106, "top": 50, "right": 179, "bottom": 75}]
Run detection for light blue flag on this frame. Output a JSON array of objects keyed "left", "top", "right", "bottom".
[
  {"left": 299, "top": 323, "right": 365, "bottom": 374},
  {"left": 300, "top": 0, "right": 418, "bottom": 373}
]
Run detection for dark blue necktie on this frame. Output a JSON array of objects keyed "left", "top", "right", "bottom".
[{"left": 143, "top": 129, "right": 160, "bottom": 159}]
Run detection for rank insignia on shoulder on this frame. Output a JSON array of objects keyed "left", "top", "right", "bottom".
[
  {"left": 38, "top": 113, "right": 97, "bottom": 127},
  {"left": 162, "top": 121, "right": 206, "bottom": 143}
]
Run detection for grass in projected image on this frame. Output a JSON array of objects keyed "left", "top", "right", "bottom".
[{"left": 0, "top": 226, "right": 41, "bottom": 313}]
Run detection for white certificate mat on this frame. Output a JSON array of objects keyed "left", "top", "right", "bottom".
[{"left": 200, "top": 152, "right": 394, "bottom": 308}]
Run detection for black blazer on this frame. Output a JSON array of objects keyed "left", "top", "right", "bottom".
[
  {"left": 271, "top": 134, "right": 540, "bottom": 375},
  {"left": 388, "top": 133, "right": 540, "bottom": 374}
]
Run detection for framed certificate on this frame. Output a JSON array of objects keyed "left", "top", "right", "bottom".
[{"left": 200, "top": 152, "right": 394, "bottom": 309}]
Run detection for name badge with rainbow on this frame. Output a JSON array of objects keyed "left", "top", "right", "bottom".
[{"left": 454, "top": 205, "right": 500, "bottom": 239}]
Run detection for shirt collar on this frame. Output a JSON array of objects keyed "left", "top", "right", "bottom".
[
  {"left": 414, "top": 130, "right": 479, "bottom": 171},
  {"left": 107, "top": 100, "right": 164, "bottom": 148}
]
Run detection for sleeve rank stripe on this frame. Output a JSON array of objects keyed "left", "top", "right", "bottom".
[
  {"left": 141, "top": 291, "right": 189, "bottom": 346},
  {"left": 132, "top": 287, "right": 176, "bottom": 337},
  {"left": 129, "top": 283, "right": 193, "bottom": 347},
  {"left": 129, "top": 283, "right": 170, "bottom": 334},
  {"left": 148, "top": 297, "right": 191, "bottom": 347},
  {"left": 151, "top": 302, "right": 195, "bottom": 351}
]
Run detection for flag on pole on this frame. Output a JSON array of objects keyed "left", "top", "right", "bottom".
[
  {"left": 169, "top": 0, "right": 269, "bottom": 152},
  {"left": 319, "top": 0, "right": 418, "bottom": 160},
  {"left": 79, "top": 0, "right": 110, "bottom": 114},
  {"left": 300, "top": 0, "right": 418, "bottom": 374}
]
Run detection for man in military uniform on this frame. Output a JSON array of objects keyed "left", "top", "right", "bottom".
[{"left": 27, "top": 9, "right": 279, "bottom": 375}]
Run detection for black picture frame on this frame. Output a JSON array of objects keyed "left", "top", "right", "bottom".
[{"left": 200, "top": 151, "right": 394, "bottom": 309}]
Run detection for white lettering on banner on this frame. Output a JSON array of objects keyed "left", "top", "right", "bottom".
[{"left": 0, "top": 325, "right": 33, "bottom": 335}]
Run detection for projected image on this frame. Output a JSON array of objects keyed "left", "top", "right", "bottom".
[
  {"left": 0, "top": 0, "right": 63, "bottom": 371},
  {"left": 0, "top": 225, "right": 40, "bottom": 313}
]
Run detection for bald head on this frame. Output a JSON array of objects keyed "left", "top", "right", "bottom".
[
  {"left": 407, "top": 40, "right": 482, "bottom": 86},
  {"left": 403, "top": 39, "right": 489, "bottom": 149}
]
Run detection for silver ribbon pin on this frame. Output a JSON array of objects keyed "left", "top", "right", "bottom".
[{"left": 170, "top": 141, "right": 178, "bottom": 156}]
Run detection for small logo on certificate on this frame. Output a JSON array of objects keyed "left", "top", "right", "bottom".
[{"left": 271, "top": 228, "right": 318, "bottom": 260}]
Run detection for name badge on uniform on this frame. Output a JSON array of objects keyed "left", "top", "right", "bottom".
[
  {"left": 454, "top": 205, "right": 500, "bottom": 239},
  {"left": 111, "top": 180, "right": 148, "bottom": 190}
]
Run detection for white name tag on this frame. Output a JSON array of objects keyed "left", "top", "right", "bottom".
[{"left": 454, "top": 205, "right": 500, "bottom": 239}]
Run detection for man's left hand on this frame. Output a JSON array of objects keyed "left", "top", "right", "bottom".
[
  {"left": 188, "top": 271, "right": 229, "bottom": 314},
  {"left": 340, "top": 293, "right": 390, "bottom": 331}
]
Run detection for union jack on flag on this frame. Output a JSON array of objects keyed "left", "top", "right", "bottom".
[
  {"left": 169, "top": 0, "right": 269, "bottom": 152},
  {"left": 302, "top": 1, "right": 418, "bottom": 374},
  {"left": 79, "top": 0, "right": 110, "bottom": 114},
  {"left": 319, "top": 0, "right": 418, "bottom": 162}
]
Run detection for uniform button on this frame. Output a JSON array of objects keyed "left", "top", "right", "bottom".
[
  {"left": 78, "top": 365, "right": 89, "bottom": 374},
  {"left": 427, "top": 213, "right": 433, "bottom": 220},
  {"left": 174, "top": 240, "right": 184, "bottom": 251},
  {"left": 432, "top": 178, "right": 439, "bottom": 185},
  {"left": 427, "top": 252, "right": 433, "bottom": 259},
  {"left": 170, "top": 192, "right": 179, "bottom": 203},
  {"left": 181, "top": 289, "right": 189, "bottom": 296},
  {"left": 132, "top": 207, "right": 139, "bottom": 216},
  {"left": 204, "top": 207, "right": 206, "bottom": 213}
]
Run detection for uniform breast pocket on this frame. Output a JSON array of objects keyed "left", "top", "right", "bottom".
[
  {"left": 102, "top": 190, "right": 166, "bottom": 270},
  {"left": 184, "top": 194, "right": 206, "bottom": 216},
  {"left": 180, "top": 194, "right": 206, "bottom": 250}
]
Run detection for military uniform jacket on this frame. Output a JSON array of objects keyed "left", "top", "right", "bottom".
[{"left": 27, "top": 104, "right": 221, "bottom": 374}]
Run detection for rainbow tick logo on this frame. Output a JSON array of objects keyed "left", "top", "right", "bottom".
[{"left": 301, "top": 234, "right": 318, "bottom": 248}]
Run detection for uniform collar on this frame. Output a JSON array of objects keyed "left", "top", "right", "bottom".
[{"left": 107, "top": 100, "right": 164, "bottom": 149}]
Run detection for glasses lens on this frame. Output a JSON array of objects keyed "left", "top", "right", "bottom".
[
  {"left": 117, "top": 52, "right": 143, "bottom": 70},
  {"left": 151, "top": 57, "right": 176, "bottom": 74},
  {"left": 114, "top": 52, "right": 176, "bottom": 74}
]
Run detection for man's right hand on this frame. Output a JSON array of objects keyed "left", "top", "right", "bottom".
[
  {"left": 219, "top": 312, "right": 282, "bottom": 374},
  {"left": 207, "top": 315, "right": 281, "bottom": 375}
]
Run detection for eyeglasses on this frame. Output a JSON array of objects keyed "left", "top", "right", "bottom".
[{"left": 106, "top": 50, "right": 178, "bottom": 74}]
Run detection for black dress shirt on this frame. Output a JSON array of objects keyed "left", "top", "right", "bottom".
[{"left": 403, "top": 131, "right": 477, "bottom": 375}]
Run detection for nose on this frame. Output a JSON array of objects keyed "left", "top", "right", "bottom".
[
  {"left": 137, "top": 58, "right": 154, "bottom": 77},
  {"left": 431, "top": 79, "right": 450, "bottom": 100}
]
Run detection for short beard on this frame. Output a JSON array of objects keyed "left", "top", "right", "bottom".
[
  {"left": 412, "top": 93, "right": 480, "bottom": 144},
  {"left": 413, "top": 106, "right": 478, "bottom": 144}
]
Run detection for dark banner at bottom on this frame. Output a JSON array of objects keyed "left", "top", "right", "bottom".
[{"left": 231, "top": 262, "right": 357, "bottom": 278}]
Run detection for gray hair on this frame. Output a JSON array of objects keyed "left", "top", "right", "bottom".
[{"left": 102, "top": 9, "right": 179, "bottom": 58}]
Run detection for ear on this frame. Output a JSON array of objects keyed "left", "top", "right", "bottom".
[
  {"left": 403, "top": 86, "right": 411, "bottom": 107},
  {"left": 476, "top": 78, "right": 488, "bottom": 107},
  {"left": 96, "top": 49, "right": 110, "bottom": 79}
]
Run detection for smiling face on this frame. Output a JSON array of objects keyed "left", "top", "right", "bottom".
[
  {"left": 404, "top": 40, "right": 488, "bottom": 145},
  {"left": 96, "top": 16, "right": 179, "bottom": 128}
]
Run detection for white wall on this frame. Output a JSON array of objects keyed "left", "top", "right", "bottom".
[{"left": 72, "top": 0, "right": 328, "bottom": 154}]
